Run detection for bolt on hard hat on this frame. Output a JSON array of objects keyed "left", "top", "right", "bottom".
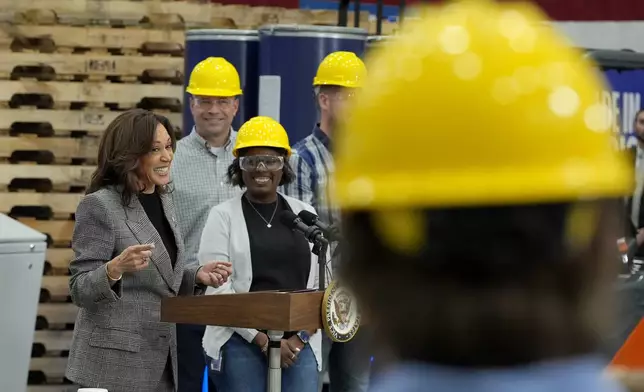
[
  {"left": 313, "top": 51, "right": 367, "bottom": 89},
  {"left": 186, "top": 57, "right": 243, "bottom": 97},
  {"left": 333, "top": 0, "right": 632, "bottom": 210},
  {"left": 233, "top": 116, "right": 292, "bottom": 158}
]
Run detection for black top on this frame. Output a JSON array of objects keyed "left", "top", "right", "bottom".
[
  {"left": 138, "top": 192, "right": 178, "bottom": 268},
  {"left": 242, "top": 194, "right": 311, "bottom": 293}
]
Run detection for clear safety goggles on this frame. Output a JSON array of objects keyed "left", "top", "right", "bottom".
[{"left": 239, "top": 155, "right": 284, "bottom": 172}]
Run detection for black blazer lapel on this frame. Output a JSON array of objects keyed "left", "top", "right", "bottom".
[{"left": 124, "top": 197, "right": 177, "bottom": 293}]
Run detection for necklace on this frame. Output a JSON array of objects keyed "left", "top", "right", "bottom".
[{"left": 245, "top": 195, "right": 279, "bottom": 228}]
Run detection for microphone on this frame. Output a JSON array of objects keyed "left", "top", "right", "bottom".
[
  {"left": 280, "top": 210, "right": 329, "bottom": 291},
  {"left": 298, "top": 211, "right": 342, "bottom": 242},
  {"left": 279, "top": 211, "right": 326, "bottom": 244}
]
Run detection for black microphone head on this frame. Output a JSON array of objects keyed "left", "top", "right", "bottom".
[
  {"left": 298, "top": 210, "right": 318, "bottom": 225},
  {"left": 279, "top": 210, "right": 299, "bottom": 228}
]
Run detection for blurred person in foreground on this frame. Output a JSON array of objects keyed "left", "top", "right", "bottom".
[
  {"left": 625, "top": 109, "right": 644, "bottom": 257},
  {"left": 199, "top": 116, "right": 323, "bottom": 391},
  {"left": 285, "top": 50, "right": 372, "bottom": 392},
  {"left": 332, "top": 1, "right": 634, "bottom": 392},
  {"left": 171, "top": 56, "right": 244, "bottom": 391},
  {"left": 65, "top": 109, "right": 232, "bottom": 392}
]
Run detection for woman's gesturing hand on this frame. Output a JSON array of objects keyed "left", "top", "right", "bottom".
[
  {"left": 107, "top": 243, "right": 155, "bottom": 278},
  {"left": 196, "top": 261, "right": 233, "bottom": 287}
]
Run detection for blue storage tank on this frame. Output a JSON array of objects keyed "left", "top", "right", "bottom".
[
  {"left": 183, "top": 29, "right": 259, "bottom": 136},
  {"left": 258, "top": 25, "right": 368, "bottom": 145}
]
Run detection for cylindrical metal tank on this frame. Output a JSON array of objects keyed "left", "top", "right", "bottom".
[
  {"left": 365, "top": 35, "right": 395, "bottom": 58},
  {"left": 258, "top": 25, "right": 368, "bottom": 145},
  {"left": 183, "top": 29, "right": 259, "bottom": 136},
  {"left": 366, "top": 35, "right": 391, "bottom": 50}
]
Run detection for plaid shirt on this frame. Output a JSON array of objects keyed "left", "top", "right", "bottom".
[
  {"left": 285, "top": 125, "right": 340, "bottom": 276},
  {"left": 170, "top": 129, "right": 242, "bottom": 266}
]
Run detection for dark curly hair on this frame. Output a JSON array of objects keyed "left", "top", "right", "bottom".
[
  {"left": 86, "top": 108, "right": 177, "bottom": 206},
  {"left": 226, "top": 147, "right": 295, "bottom": 188}
]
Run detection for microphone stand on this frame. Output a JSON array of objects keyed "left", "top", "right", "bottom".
[
  {"left": 311, "top": 236, "right": 329, "bottom": 291},
  {"left": 266, "top": 236, "right": 328, "bottom": 392}
]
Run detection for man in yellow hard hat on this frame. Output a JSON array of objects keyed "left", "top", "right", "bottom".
[
  {"left": 171, "top": 56, "right": 244, "bottom": 392},
  {"left": 333, "top": 1, "right": 633, "bottom": 392},
  {"left": 285, "top": 51, "right": 371, "bottom": 392}
]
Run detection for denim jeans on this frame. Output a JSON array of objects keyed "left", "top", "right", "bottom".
[{"left": 206, "top": 333, "right": 319, "bottom": 392}]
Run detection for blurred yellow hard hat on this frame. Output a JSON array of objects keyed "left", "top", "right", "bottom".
[
  {"left": 313, "top": 51, "right": 367, "bottom": 88},
  {"left": 233, "top": 116, "right": 292, "bottom": 157},
  {"left": 334, "top": 0, "right": 632, "bottom": 210},
  {"left": 186, "top": 57, "right": 242, "bottom": 97}
]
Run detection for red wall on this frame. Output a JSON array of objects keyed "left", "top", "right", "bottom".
[
  {"left": 374, "top": 0, "right": 644, "bottom": 20},
  {"left": 491, "top": 0, "right": 644, "bottom": 21},
  {"left": 216, "top": 0, "right": 644, "bottom": 20},
  {"left": 216, "top": 0, "right": 299, "bottom": 8}
]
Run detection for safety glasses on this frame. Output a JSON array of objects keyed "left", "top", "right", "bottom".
[{"left": 239, "top": 155, "right": 284, "bottom": 172}]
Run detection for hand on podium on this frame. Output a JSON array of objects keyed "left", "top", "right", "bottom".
[{"left": 196, "top": 261, "right": 233, "bottom": 287}]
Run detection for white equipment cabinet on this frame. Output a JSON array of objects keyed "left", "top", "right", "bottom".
[{"left": 0, "top": 213, "right": 47, "bottom": 392}]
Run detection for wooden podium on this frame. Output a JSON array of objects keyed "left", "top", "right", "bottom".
[{"left": 161, "top": 289, "right": 324, "bottom": 392}]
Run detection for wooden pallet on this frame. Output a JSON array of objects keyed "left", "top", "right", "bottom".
[
  {"left": 46, "top": 248, "right": 74, "bottom": 274},
  {"left": 0, "top": 24, "right": 185, "bottom": 55},
  {"left": 33, "top": 330, "right": 73, "bottom": 354},
  {"left": 0, "top": 52, "right": 184, "bottom": 83},
  {"left": 37, "top": 303, "right": 78, "bottom": 329},
  {"left": 0, "top": 192, "right": 82, "bottom": 217},
  {"left": 0, "top": 0, "right": 212, "bottom": 28},
  {"left": 0, "top": 80, "right": 182, "bottom": 110},
  {"left": 29, "top": 356, "right": 68, "bottom": 384},
  {"left": 0, "top": 164, "right": 94, "bottom": 192},
  {"left": 17, "top": 218, "right": 75, "bottom": 247},
  {"left": 0, "top": 136, "right": 99, "bottom": 164},
  {"left": 28, "top": 386, "right": 78, "bottom": 392},
  {"left": 0, "top": 108, "right": 182, "bottom": 136},
  {"left": 41, "top": 275, "right": 70, "bottom": 302}
]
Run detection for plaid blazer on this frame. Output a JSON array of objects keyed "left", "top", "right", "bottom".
[{"left": 65, "top": 186, "right": 201, "bottom": 392}]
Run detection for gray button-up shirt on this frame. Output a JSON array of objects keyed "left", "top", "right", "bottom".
[{"left": 171, "top": 128, "right": 242, "bottom": 266}]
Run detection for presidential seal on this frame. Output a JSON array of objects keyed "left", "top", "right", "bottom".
[{"left": 322, "top": 280, "right": 360, "bottom": 343}]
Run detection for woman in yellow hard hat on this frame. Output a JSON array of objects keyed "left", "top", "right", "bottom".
[
  {"left": 332, "top": 1, "right": 633, "bottom": 392},
  {"left": 197, "top": 116, "right": 323, "bottom": 391}
]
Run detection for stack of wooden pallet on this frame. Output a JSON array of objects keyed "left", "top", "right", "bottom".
[
  {"left": 0, "top": 1, "right": 373, "bottom": 390},
  {"left": 0, "top": 1, "right": 206, "bottom": 390}
]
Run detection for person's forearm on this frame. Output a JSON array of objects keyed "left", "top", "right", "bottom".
[{"left": 69, "top": 259, "right": 123, "bottom": 308}]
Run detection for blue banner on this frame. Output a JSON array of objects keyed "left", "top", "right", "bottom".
[{"left": 602, "top": 70, "right": 643, "bottom": 149}]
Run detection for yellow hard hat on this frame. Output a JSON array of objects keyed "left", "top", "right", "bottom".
[
  {"left": 313, "top": 51, "right": 367, "bottom": 88},
  {"left": 334, "top": 0, "right": 632, "bottom": 210},
  {"left": 186, "top": 57, "right": 242, "bottom": 97},
  {"left": 233, "top": 116, "right": 292, "bottom": 157}
]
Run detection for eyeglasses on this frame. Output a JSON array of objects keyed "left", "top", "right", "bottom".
[
  {"left": 239, "top": 155, "right": 284, "bottom": 172},
  {"left": 193, "top": 97, "right": 235, "bottom": 109}
]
